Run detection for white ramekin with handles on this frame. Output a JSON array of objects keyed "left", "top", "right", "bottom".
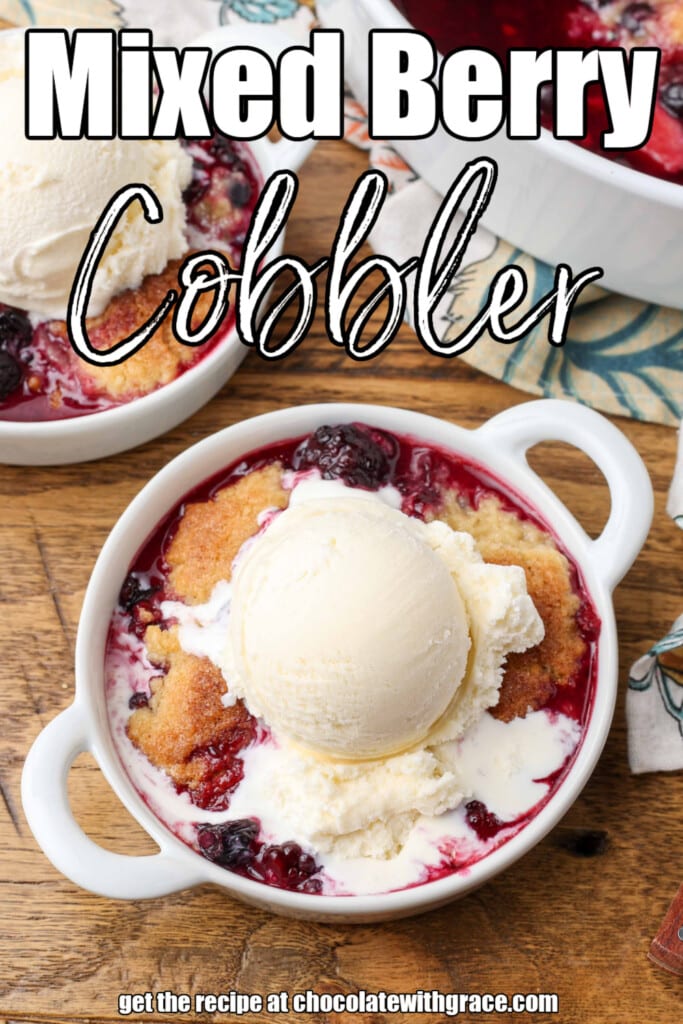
[
  {"left": 320, "top": 0, "right": 683, "bottom": 310},
  {"left": 0, "top": 25, "right": 315, "bottom": 466},
  {"left": 22, "top": 399, "right": 653, "bottom": 922}
]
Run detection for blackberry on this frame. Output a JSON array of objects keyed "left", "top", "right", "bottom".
[
  {"left": 620, "top": 3, "right": 654, "bottom": 34},
  {"left": 0, "top": 309, "right": 31, "bottom": 350},
  {"left": 0, "top": 350, "right": 22, "bottom": 401},
  {"left": 661, "top": 81, "right": 683, "bottom": 121},
  {"left": 119, "top": 574, "right": 157, "bottom": 612},
  {"left": 228, "top": 176, "right": 253, "bottom": 208},
  {"left": 293, "top": 424, "right": 397, "bottom": 489},
  {"left": 128, "top": 692, "right": 150, "bottom": 710},
  {"left": 182, "top": 176, "right": 210, "bottom": 207},
  {"left": 197, "top": 819, "right": 258, "bottom": 868},
  {"left": 209, "top": 135, "right": 244, "bottom": 169}
]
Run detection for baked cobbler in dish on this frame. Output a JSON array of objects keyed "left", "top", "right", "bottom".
[
  {"left": 398, "top": 0, "right": 683, "bottom": 184},
  {"left": 0, "top": 137, "right": 260, "bottom": 421},
  {"left": 105, "top": 424, "right": 600, "bottom": 896}
]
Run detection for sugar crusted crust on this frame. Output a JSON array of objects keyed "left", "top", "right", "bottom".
[
  {"left": 128, "top": 465, "right": 287, "bottom": 781},
  {"left": 47, "top": 255, "right": 227, "bottom": 401},
  {"left": 437, "top": 495, "right": 586, "bottom": 721},
  {"left": 166, "top": 463, "right": 288, "bottom": 605},
  {"left": 127, "top": 625, "right": 251, "bottom": 788}
]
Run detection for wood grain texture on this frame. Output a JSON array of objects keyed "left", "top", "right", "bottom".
[{"left": 1, "top": 141, "right": 682, "bottom": 1023}]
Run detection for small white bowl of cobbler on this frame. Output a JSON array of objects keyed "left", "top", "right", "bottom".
[
  {"left": 0, "top": 27, "right": 312, "bottom": 465},
  {"left": 22, "top": 400, "right": 652, "bottom": 921}
]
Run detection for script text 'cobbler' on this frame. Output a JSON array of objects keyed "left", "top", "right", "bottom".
[{"left": 67, "top": 159, "right": 603, "bottom": 366}]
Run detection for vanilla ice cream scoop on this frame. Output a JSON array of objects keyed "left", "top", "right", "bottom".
[
  {"left": 0, "top": 35, "right": 192, "bottom": 319},
  {"left": 227, "top": 497, "right": 471, "bottom": 760}
]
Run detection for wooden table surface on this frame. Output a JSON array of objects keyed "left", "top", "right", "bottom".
[{"left": 1, "top": 140, "right": 682, "bottom": 1024}]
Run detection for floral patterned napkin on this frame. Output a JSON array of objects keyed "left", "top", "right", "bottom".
[{"left": 4, "top": 0, "right": 683, "bottom": 770}]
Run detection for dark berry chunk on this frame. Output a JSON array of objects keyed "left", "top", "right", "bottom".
[
  {"left": 210, "top": 135, "right": 243, "bottom": 169},
  {"left": 250, "top": 841, "right": 320, "bottom": 891},
  {"left": 0, "top": 350, "right": 22, "bottom": 401},
  {"left": 189, "top": 761, "right": 245, "bottom": 812},
  {"left": 465, "top": 800, "right": 504, "bottom": 841},
  {"left": 197, "top": 819, "right": 259, "bottom": 868},
  {"left": 293, "top": 423, "right": 398, "bottom": 489},
  {"left": 661, "top": 81, "right": 683, "bottom": 121},
  {"left": 575, "top": 599, "right": 601, "bottom": 641},
  {"left": 539, "top": 82, "right": 554, "bottom": 115},
  {"left": 300, "top": 876, "right": 323, "bottom": 894},
  {"left": 196, "top": 820, "right": 321, "bottom": 892},
  {"left": 119, "top": 573, "right": 157, "bottom": 612},
  {"left": 620, "top": 3, "right": 653, "bottom": 34},
  {"left": 184, "top": 720, "right": 256, "bottom": 812},
  {"left": 0, "top": 308, "right": 32, "bottom": 350},
  {"left": 396, "top": 446, "right": 461, "bottom": 517},
  {"left": 228, "top": 176, "right": 253, "bottom": 208},
  {"left": 128, "top": 691, "right": 150, "bottom": 710},
  {"left": 182, "top": 175, "right": 210, "bottom": 207}
]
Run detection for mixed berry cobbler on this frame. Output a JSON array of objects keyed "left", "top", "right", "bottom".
[
  {"left": 398, "top": 0, "right": 683, "bottom": 184},
  {"left": 0, "top": 137, "right": 260, "bottom": 422},
  {"left": 105, "top": 423, "right": 600, "bottom": 897}
]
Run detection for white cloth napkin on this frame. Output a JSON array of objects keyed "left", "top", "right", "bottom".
[
  {"left": 667, "top": 430, "right": 683, "bottom": 528},
  {"left": 627, "top": 437, "right": 683, "bottom": 773}
]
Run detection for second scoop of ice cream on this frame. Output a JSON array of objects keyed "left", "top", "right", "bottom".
[
  {"left": 0, "top": 34, "right": 193, "bottom": 320},
  {"left": 227, "top": 496, "right": 471, "bottom": 760}
]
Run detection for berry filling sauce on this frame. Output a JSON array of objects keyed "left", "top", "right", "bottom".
[
  {"left": 0, "top": 137, "right": 261, "bottom": 422},
  {"left": 397, "top": 0, "right": 683, "bottom": 185},
  {"left": 105, "top": 423, "right": 600, "bottom": 897}
]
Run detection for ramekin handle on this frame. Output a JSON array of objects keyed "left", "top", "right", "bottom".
[
  {"left": 477, "top": 399, "right": 653, "bottom": 591},
  {"left": 191, "top": 24, "right": 318, "bottom": 173},
  {"left": 21, "top": 704, "right": 203, "bottom": 899}
]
